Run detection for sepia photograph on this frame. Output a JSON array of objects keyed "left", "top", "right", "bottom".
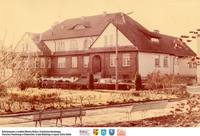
[{"left": 0, "top": 0, "right": 200, "bottom": 130}]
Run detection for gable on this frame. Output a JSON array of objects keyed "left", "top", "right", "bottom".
[
  {"left": 15, "top": 33, "right": 41, "bottom": 53},
  {"left": 90, "top": 23, "right": 134, "bottom": 48}
]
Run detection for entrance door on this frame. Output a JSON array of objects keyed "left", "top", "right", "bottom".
[{"left": 92, "top": 55, "right": 101, "bottom": 74}]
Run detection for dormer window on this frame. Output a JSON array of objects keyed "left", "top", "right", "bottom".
[
  {"left": 151, "top": 38, "right": 159, "bottom": 43},
  {"left": 74, "top": 24, "right": 86, "bottom": 30},
  {"left": 69, "top": 22, "right": 90, "bottom": 30}
]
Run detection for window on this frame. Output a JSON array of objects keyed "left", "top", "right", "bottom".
[
  {"left": 22, "top": 43, "right": 29, "bottom": 52},
  {"left": 47, "top": 58, "right": 51, "bottom": 68},
  {"left": 83, "top": 56, "right": 89, "bottom": 68},
  {"left": 72, "top": 56, "right": 78, "bottom": 68},
  {"left": 104, "top": 35, "right": 114, "bottom": 47},
  {"left": 35, "top": 59, "right": 40, "bottom": 68},
  {"left": 189, "top": 62, "right": 197, "bottom": 69},
  {"left": 151, "top": 38, "right": 159, "bottom": 43},
  {"left": 189, "top": 62, "right": 193, "bottom": 68},
  {"left": 104, "top": 36, "right": 108, "bottom": 47},
  {"left": 83, "top": 39, "right": 91, "bottom": 50},
  {"left": 122, "top": 53, "right": 131, "bottom": 67},
  {"left": 175, "top": 57, "right": 179, "bottom": 65},
  {"left": 109, "top": 34, "right": 114, "bottom": 46},
  {"left": 40, "top": 58, "right": 45, "bottom": 68},
  {"left": 193, "top": 63, "right": 197, "bottom": 68},
  {"left": 163, "top": 56, "right": 168, "bottom": 67},
  {"left": 56, "top": 41, "right": 65, "bottom": 51},
  {"left": 74, "top": 24, "right": 86, "bottom": 30},
  {"left": 155, "top": 55, "right": 160, "bottom": 67},
  {"left": 57, "top": 57, "right": 66, "bottom": 68},
  {"left": 25, "top": 43, "right": 29, "bottom": 51},
  {"left": 70, "top": 40, "right": 78, "bottom": 50},
  {"left": 110, "top": 54, "right": 116, "bottom": 67}
]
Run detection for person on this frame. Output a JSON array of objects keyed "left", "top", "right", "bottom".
[
  {"left": 36, "top": 73, "right": 42, "bottom": 88},
  {"left": 88, "top": 73, "right": 94, "bottom": 90}
]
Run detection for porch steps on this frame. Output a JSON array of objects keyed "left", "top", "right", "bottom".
[
  {"left": 75, "top": 77, "right": 88, "bottom": 84},
  {"left": 94, "top": 72, "right": 101, "bottom": 80}
]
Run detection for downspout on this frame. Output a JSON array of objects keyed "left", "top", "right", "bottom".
[
  {"left": 172, "top": 56, "right": 175, "bottom": 75},
  {"left": 136, "top": 50, "right": 139, "bottom": 76}
]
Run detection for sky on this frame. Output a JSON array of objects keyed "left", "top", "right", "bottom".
[{"left": 0, "top": 0, "right": 200, "bottom": 49}]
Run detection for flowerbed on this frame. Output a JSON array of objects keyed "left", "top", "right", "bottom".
[{"left": 0, "top": 87, "right": 183, "bottom": 114}]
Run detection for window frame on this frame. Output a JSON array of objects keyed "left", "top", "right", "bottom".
[
  {"left": 57, "top": 57, "right": 66, "bottom": 68},
  {"left": 193, "top": 63, "right": 197, "bottom": 68},
  {"left": 151, "top": 38, "right": 159, "bottom": 43},
  {"left": 110, "top": 54, "right": 116, "bottom": 67},
  {"left": 35, "top": 59, "right": 40, "bottom": 68},
  {"left": 155, "top": 55, "right": 160, "bottom": 67},
  {"left": 163, "top": 56, "right": 169, "bottom": 68},
  {"left": 72, "top": 56, "right": 78, "bottom": 68},
  {"left": 47, "top": 58, "right": 51, "bottom": 68},
  {"left": 83, "top": 39, "right": 91, "bottom": 50},
  {"left": 104, "top": 35, "right": 108, "bottom": 47},
  {"left": 122, "top": 53, "right": 131, "bottom": 67},
  {"left": 83, "top": 56, "right": 89, "bottom": 68},
  {"left": 56, "top": 41, "right": 65, "bottom": 51},
  {"left": 40, "top": 57, "right": 45, "bottom": 68},
  {"left": 109, "top": 34, "right": 114, "bottom": 46},
  {"left": 70, "top": 39, "right": 78, "bottom": 50}
]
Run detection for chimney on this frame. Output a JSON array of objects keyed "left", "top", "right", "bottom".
[
  {"left": 103, "top": 11, "right": 107, "bottom": 17},
  {"left": 154, "top": 29, "right": 160, "bottom": 33},
  {"left": 81, "top": 16, "right": 86, "bottom": 20},
  {"left": 61, "top": 25, "right": 64, "bottom": 29}
]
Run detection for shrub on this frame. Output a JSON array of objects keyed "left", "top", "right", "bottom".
[
  {"left": 170, "top": 95, "right": 200, "bottom": 126},
  {"left": 145, "top": 72, "right": 195, "bottom": 90},
  {"left": 88, "top": 74, "right": 94, "bottom": 90},
  {"left": 132, "top": 91, "right": 140, "bottom": 96},
  {"left": 18, "top": 80, "right": 36, "bottom": 90},
  {"left": 0, "top": 84, "right": 7, "bottom": 96},
  {"left": 135, "top": 73, "right": 142, "bottom": 90}
]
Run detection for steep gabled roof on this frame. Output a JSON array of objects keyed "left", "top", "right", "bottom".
[
  {"left": 41, "top": 12, "right": 195, "bottom": 57},
  {"left": 41, "top": 14, "right": 116, "bottom": 40},
  {"left": 111, "top": 13, "right": 195, "bottom": 57},
  {"left": 27, "top": 33, "right": 51, "bottom": 55}
]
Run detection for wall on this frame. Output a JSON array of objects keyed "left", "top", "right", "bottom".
[
  {"left": 138, "top": 52, "right": 173, "bottom": 77},
  {"left": 15, "top": 33, "right": 41, "bottom": 53},
  {"left": 138, "top": 52, "right": 196, "bottom": 77},
  {"left": 178, "top": 57, "right": 197, "bottom": 76},
  {"left": 49, "top": 55, "right": 89, "bottom": 77},
  {"left": 91, "top": 23, "right": 134, "bottom": 48},
  {"left": 44, "top": 36, "right": 98, "bottom": 52},
  {"left": 47, "top": 51, "right": 137, "bottom": 79},
  {"left": 89, "top": 51, "right": 137, "bottom": 79},
  {"left": 196, "top": 36, "right": 200, "bottom": 82}
]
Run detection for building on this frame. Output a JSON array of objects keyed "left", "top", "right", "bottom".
[{"left": 15, "top": 12, "right": 197, "bottom": 81}]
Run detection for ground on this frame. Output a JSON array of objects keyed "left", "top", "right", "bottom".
[
  {"left": 0, "top": 99, "right": 179, "bottom": 127},
  {"left": 0, "top": 88, "right": 178, "bottom": 114},
  {"left": 0, "top": 87, "right": 199, "bottom": 127}
]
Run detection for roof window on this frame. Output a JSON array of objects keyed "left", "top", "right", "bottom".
[
  {"left": 151, "top": 38, "right": 159, "bottom": 43},
  {"left": 69, "top": 23, "right": 90, "bottom": 30},
  {"left": 74, "top": 24, "right": 87, "bottom": 30}
]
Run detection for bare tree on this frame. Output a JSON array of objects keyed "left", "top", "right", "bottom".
[{"left": 0, "top": 33, "right": 40, "bottom": 88}]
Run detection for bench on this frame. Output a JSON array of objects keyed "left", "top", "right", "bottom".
[
  {"left": 33, "top": 107, "right": 86, "bottom": 127},
  {"left": 126, "top": 100, "right": 168, "bottom": 120}
]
